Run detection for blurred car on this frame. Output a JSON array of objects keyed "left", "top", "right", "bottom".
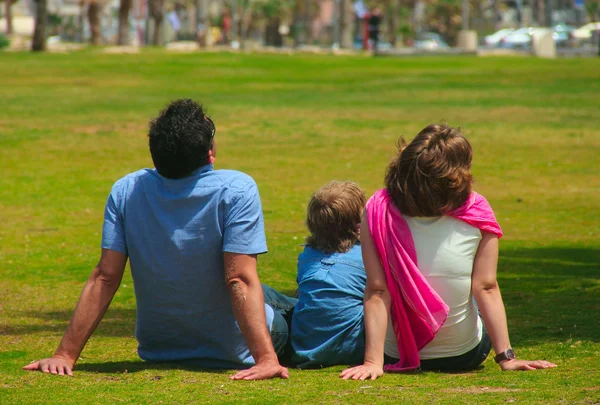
[
  {"left": 499, "top": 27, "right": 551, "bottom": 49},
  {"left": 571, "top": 22, "right": 600, "bottom": 41},
  {"left": 552, "top": 24, "right": 575, "bottom": 47},
  {"left": 483, "top": 28, "right": 515, "bottom": 47},
  {"left": 413, "top": 32, "right": 450, "bottom": 50}
]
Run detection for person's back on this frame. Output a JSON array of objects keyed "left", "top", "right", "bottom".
[
  {"left": 106, "top": 166, "right": 270, "bottom": 367},
  {"left": 341, "top": 124, "right": 556, "bottom": 381},
  {"left": 384, "top": 216, "right": 483, "bottom": 361},
  {"left": 24, "top": 99, "right": 291, "bottom": 381},
  {"left": 290, "top": 181, "right": 367, "bottom": 368}
]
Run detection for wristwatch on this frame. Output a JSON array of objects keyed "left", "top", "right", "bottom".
[{"left": 494, "top": 348, "right": 516, "bottom": 363}]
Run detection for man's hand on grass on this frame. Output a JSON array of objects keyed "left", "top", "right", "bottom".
[
  {"left": 230, "top": 360, "right": 289, "bottom": 381},
  {"left": 23, "top": 355, "right": 75, "bottom": 376},
  {"left": 499, "top": 359, "right": 557, "bottom": 371},
  {"left": 340, "top": 362, "right": 384, "bottom": 381}
]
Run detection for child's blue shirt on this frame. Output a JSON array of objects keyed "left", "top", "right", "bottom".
[{"left": 290, "top": 244, "right": 366, "bottom": 368}]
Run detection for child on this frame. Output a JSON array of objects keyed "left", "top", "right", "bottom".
[{"left": 290, "top": 181, "right": 367, "bottom": 368}]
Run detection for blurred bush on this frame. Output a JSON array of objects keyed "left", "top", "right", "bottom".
[{"left": 0, "top": 33, "right": 10, "bottom": 49}]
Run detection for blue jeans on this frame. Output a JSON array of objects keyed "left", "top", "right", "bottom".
[
  {"left": 262, "top": 284, "right": 298, "bottom": 357},
  {"left": 384, "top": 319, "right": 492, "bottom": 371}
]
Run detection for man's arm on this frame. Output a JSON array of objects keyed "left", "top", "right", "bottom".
[
  {"left": 473, "top": 233, "right": 556, "bottom": 371},
  {"left": 224, "top": 252, "right": 288, "bottom": 381},
  {"left": 23, "top": 249, "right": 127, "bottom": 376}
]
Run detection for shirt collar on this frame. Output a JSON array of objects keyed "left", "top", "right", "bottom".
[{"left": 189, "top": 163, "right": 213, "bottom": 177}]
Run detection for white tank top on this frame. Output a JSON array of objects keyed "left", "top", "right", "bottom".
[{"left": 384, "top": 215, "right": 483, "bottom": 360}]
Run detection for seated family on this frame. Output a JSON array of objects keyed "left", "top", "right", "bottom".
[{"left": 23, "top": 100, "right": 556, "bottom": 381}]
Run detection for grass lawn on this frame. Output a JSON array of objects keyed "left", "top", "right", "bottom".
[{"left": 0, "top": 51, "right": 599, "bottom": 404}]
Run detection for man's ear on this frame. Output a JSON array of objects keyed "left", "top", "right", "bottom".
[{"left": 208, "top": 144, "right": 216, "bottom": 164}]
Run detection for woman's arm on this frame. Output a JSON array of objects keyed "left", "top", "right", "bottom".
[
  {"left": 472, "top": 232, "right": 556, "bottom": 371},
  {"left": 340, "top": 214, "right": 391, "bottom": 380}
]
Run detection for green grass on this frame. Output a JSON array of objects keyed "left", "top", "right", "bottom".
[{"left": 0, "top": 51, "right": 599, "bottom": 404}]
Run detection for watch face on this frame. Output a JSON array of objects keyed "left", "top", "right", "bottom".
[{"left": 495, "top": 348, "right": 516, "bottom": 363}]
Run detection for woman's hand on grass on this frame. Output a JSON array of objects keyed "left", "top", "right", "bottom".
[
  {"left": 22, "top": 355, "right": 75, "bottom": 376},
  {"left": 499, "top": 359, "right": 557, "bottom": 371},
  {"left": 340, "top": 362, "right": 384, "bottom": 380}
]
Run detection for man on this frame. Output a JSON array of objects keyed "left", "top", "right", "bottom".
[
  {"left": 23, "top": 99, "right": 296, "bottom": 380},
  {"left": 368, "top": 8, "right": 382, "bottom": 52}
]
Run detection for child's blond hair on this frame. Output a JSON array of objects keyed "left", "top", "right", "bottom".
[{"left": 306, "top": 181, "right": 366, "bottom": 253}]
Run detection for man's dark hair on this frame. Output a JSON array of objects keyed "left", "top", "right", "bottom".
[{"left": 148, "top": 99, "right": 215, "bottom": 179}]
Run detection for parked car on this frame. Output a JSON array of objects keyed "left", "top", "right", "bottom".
[
  {"left": 499, "top": 27, "right": 552, "bottom": 49},
  {"left": 552, "top": 24, "right": 575, "bottom": 47},
  {"left": 483, "top": 28, "right": 515, "bottom": 47},
  {"left": 413, "top": 32, "right": 450, "bottom": 50},
  {"left": 571, "top": 22, "right": 600, "bottom": 41}
]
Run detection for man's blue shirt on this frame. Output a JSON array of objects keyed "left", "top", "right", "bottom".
[
  {"left": 290, "top": 244, "right": 366, "bottom": 368},
  {"left": 101, "top": 164, "right": 273, "bottom": 368}
]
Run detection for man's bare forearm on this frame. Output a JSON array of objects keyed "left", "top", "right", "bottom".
[
  {"left": 55, "top": 266, "right": 123, "bottom": 362},
  {"left": 227, "top": 276, "right": 278, "bottom": 364},
  {"left": 224, "top": 253, "right": 278, "bottom": 365}
]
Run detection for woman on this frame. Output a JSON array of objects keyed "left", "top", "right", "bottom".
[{"left": 341, "top": 124, "right": 556, "bottom": 380}]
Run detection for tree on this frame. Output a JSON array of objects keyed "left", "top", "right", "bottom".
[
  {"left": 87, "top": 0, "right": 102, "bottom": 45},
  {"left": 117, "top": 0, "right": 132, "bottom": 45},
  {"left": 149, "top": 0, "right": 165, "bottom": 45},
  {"left": 340, "top": 0, "right": 353, "bottom": 48},
  {"left": 31, "top": 0, "right": 47, "bottom": 51},
  {"left": 2, "top": 0, "right": 14, "bottom": 35}
]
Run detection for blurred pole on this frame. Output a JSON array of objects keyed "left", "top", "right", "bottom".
[
  {"left": 462, "top": 0, "right": 468, "bottom": 30},
  {"left": 230, "top": 0, "right": 237, "bottom": 45},
  {"left": 545, "top": 0, "right": 551, "bottom": 26},
  {"left": 516, "top": 0, "right": 522, "bottom": 27},
  {"left": 304, "top": 0, "right": 310, "bottom": 44},
  {"left": 195, "top": 0, "right": 201, "bottom": 41},
  {"left": 333, "top": 0, "right": 341, "bottom": 48},
  {"left": 293, "top": 0, "right": 301, "bottom": 46},
  {"left": 414, "top": 0, "right": 424, "bottom": 38}
]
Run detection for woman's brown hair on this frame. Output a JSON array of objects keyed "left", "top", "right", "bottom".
[
  {"left": 306, "top": 181, "right": 366, "bottom": 253},
  {"left": 385, "top": 124, "right": 473, "bottom": 217}
]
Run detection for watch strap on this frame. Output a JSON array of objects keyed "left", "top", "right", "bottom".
[{"left": 494, "top": 348, "right": 516, "bottom": 363}]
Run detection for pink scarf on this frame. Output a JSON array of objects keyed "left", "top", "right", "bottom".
[{"left": 366, "top": 189, "right": 502, "bottom": 372}]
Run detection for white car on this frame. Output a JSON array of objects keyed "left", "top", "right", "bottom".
[
  {"left": 571, "top": 22, "right": 600, "bottom": 40},
  {"left": 499, "top": 27, "right": 551, "bottom": 49},
  {"left": 483, "top": 28, "right": 515, "bottom": 47}
]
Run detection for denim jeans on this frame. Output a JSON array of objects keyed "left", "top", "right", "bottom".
[
  {"left": 262, "top": 284, "right": 298, "bottom": 357},
  {"left": 384, "top": 319, "right": 492, "bottom": 372}
]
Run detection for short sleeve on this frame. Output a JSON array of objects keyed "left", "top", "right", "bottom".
[
  {"left": 101, "top": 185, "right": 128, "bottom": 255},
  {"left": 223, "top": 180, "right": 268, "bottom": 255}
]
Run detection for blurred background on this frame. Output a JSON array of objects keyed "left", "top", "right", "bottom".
[{"left": 1, "top": 0, "right": 599, "bottom": 54}]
